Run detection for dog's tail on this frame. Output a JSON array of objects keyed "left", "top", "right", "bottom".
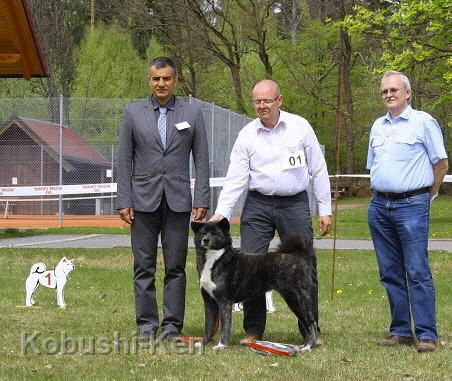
[
  {"left": 278, "top": 235, "right": 313, "bottom": 258},
  {"left": 30, "top": 262, "right": 47, "bottom": 274}
]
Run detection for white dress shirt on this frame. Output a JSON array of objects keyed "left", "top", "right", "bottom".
[{"left": 215, "top": 110, "right": 332, "bottom": 219}]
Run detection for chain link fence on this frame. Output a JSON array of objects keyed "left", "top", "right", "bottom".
[{"left": 0, "top": 96, "right": 252, "bottom": 219}]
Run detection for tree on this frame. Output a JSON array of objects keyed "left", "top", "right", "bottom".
[
  {"left": 186, "top": 0, "right": 249, "bottom": 114},
  {"left": 148, "top": 0, "right": 213, "bottom": 98},
  {"left": 28, "top": 0, "right": 90, "bottom": 98},
  {"left": 275, "top": 0, "right": 304, "bottom": 45},
  {"left": 236, "top": 0, "right": 277, "bottom": 78},
  {"left": 343, "top": 0, "right": 451, "bottom": 157},
  {"left": 72, "top": 24, "right": 148, "bottom": 98}
]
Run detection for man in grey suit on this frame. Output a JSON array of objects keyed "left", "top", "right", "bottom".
[{"left": 117, "top": 57, "right": 210, "bottom": 341}]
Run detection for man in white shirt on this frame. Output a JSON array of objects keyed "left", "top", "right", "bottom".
[{"left": 210, "top": 79, "right": 332, "bottom": 346}]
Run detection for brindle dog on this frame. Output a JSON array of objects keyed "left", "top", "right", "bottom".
[{"left": 191, "top": 218, "right": 317, "bottom": 350}]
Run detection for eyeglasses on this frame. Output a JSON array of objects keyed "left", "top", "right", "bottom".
[
  {"left": 252, "top": 96, "right": 280, "bottom": 106},
  {"left": 380, "top": 88, "right": 401, "bottom": 96}
]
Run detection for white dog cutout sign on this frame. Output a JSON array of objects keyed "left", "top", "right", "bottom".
[{"left": 25, "top": 257, "right": 75, "bottom": 308}]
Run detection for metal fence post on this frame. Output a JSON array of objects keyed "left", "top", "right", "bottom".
[
  {"left": 111, "top": 144, "right": 114, "bottom": 214},
  {"left": 210, "top": 102, "right": 215, "bottom": 213},
  {"left": 228, "top": 109, "right": 231, "bottom": 155},
  {"left": 188, "top": 95, "right": 193, "bottom": 178},
  {"left": 40, "top": 144, "right": 44, "bottom": 215},
  {"left": 58, "top": 95, "right": 63, "bottom": 227}
]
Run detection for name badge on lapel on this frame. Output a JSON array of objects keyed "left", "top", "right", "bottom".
[{"left": 175, "top": 121, "right": 191, "bottom": 131}]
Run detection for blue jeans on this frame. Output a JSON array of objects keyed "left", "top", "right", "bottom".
[{"left": 368, "top": 192, "right": 437, "bottom": 341}]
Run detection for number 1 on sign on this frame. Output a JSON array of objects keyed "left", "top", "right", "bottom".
[{"left": 45, "top": 273, "right": 51, "bottom": 285}]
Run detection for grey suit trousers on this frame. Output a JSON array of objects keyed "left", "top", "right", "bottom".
[
  {"left": 131, "top": 195, "right": 190, "bottom": 334},
  {"left": 240, "top": 190, "right": 318, "bottom": 337}
]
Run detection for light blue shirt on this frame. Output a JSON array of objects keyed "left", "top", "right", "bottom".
[{"left": 366, "top": 105, "right": 447, "bottom": 193}]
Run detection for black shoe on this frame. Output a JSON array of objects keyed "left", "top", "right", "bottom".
[
  {"left": 138, "top": 330, "right": 155, "bottom": 341},
  {"left": 164, "top": 332, "right": 183, "bottom": 343}
]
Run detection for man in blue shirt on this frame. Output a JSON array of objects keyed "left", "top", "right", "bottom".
[{"left": 367, "top": 70, "right": 448, "bottom": 353}]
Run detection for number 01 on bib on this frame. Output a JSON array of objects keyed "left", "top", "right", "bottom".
[{"left": 282, "top": 149, "right": 306, "bottom": 170}]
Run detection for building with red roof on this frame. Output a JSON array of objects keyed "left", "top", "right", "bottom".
[{"left": 0, "top": 116, "right": 111, "bottom": 214}]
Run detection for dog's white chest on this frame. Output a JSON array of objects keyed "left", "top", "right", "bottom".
[{"left": 200, "top": 249, "right": 224, "bottom": 298}]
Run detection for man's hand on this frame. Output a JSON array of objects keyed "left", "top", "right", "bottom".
[
  {"left": 319, "top": 215, "right": 332, "bottom": 236},
  {"left": 192, "top": 207, "right": 207, "bottom": 221},
  {"left": 119, "top": 207, "right": 134, "bottom": 225},
  {"left": 430, "top": 159, "right": 449, "bottom": 197},
  {"left": 209, "top": 213, "right": 225, "bottom": 222}
]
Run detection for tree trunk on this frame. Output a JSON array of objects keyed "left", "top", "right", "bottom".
[
  {"left": 229, "top": 63, "right": 247, "bottom": 114},
  {"left": 290, "top": 0, "right": 300, "bottom": 45},
  {"left": 341, "top": 28, "right": 354, "bottom": 175},
  {"left": 90, "top": 0, "right": 96, "bottom": 31}
]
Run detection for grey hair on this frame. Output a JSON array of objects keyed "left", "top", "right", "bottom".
[
  {"left": 381, "top": 70, "right": 411, "bottom": 92},
  {"left": 148, "top": 56, "right": 177, "bottom": 76}
]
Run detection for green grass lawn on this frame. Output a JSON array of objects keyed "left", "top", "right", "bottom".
[
  {"left": 1, "top": 247, "right": 451, "bottom": 380},
  {"left": 316, "top": 195, "right": 452, "bottom": 239}
]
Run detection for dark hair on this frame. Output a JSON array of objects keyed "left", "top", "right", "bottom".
[{"left": 148, "top": 57, "right": 177, "bottom": 76}]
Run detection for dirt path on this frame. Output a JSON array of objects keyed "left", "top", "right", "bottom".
[
  {"left": 0, "top": 215, "right": 125, "bottom": 228},
  {"left": 0, "top": 202, "right": 366, "bottom": 229}
]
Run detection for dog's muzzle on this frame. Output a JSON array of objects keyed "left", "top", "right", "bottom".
[{"left": 201, "top": 237, "right": 211, "bottom": 249}]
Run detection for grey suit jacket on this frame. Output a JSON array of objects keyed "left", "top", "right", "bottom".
[{"left": 116, "top": 97, "right": 210, "bottom": 212}]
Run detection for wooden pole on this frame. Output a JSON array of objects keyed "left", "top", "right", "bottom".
[{"left": 331, "top": 50, "right": 345, "bottom": 300}]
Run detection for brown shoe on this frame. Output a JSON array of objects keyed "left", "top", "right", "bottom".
[
  {"left": 417, "top": 339, "right": 436, "bottom": 353},
  {"left": 377, "top": 335, "right": 414, "bottom": 346},
  {"left": 239, "top": 333, "right": 262, "bottom": 346}
]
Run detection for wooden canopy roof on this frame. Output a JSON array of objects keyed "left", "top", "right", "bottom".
[{"left": 0, "top": 0, "right": 48, "bottom": 79}]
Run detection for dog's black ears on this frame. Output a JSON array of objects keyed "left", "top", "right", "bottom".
[
  {"left": 191, "top": 221, "right": 203, "bottom": 233},
  {"left": 191, "top": 218, "right": 230, "bottom": 233},
  {"left": 217, "top": 217, "right": 230, "bottom": 233}
]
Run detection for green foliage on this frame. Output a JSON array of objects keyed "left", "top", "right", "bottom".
[
  {"left": 72, "top": 24, "right": 149, "bottom": 99},
  {"left": 145, "top": 37, "right": 167, "bottom": 64},
  {"left": 342, "top": 0, "right": 451, "bottom": 153},
  {"left": 341, "top": 0, "right": 452, "bottom": 103},
  {"left": 0, "top": 79, "right": 47, "bottom": 98},
  {"left": 318, "top": 195, "right": 452, "bottom": 239},
  {"left": 1, "top": 0, "right": 450, "bottom": 169}
]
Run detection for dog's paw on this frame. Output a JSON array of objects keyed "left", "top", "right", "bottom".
[
  {"left": 59, "top": 304, "right": 67, "bottom": 309},
  {"left": 298, "top": 344, "right": 312, "bottom": 353},
  {"left": 213, "top": 342, "right": 227, "bottom": 350},
  {"left": 194, "top": 341, "right": 204, "bottom": 348}
]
